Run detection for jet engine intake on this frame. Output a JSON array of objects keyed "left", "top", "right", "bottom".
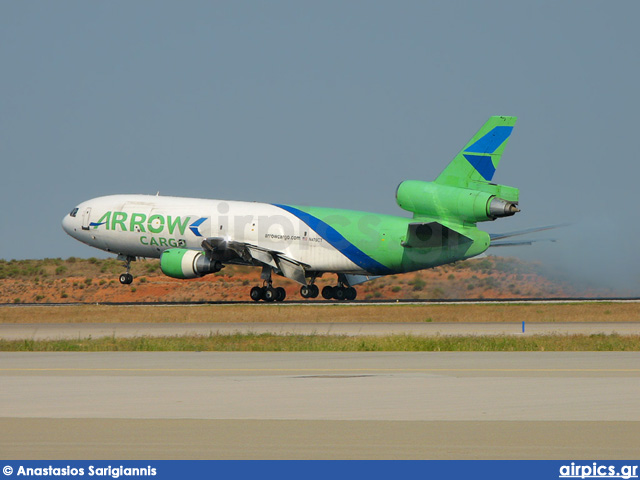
[{"left": 160, "top": 248, "right": 222, "bottom": 279}]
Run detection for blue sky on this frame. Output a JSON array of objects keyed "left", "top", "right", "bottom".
[{"left": 2, "top": 1, "right": 639, "bottom": 293}]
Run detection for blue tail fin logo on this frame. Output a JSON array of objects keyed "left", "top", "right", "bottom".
[
  {"left": 435, "top": 116, "right": 517, "bottom": 187},
  {"left": 462, "top": 126, "right": 514, "bottom": 181}
]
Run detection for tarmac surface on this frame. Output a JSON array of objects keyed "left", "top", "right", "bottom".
[
  {"left": 2, "top": 321, "right": 640, "bottom": 340},
  {"left": 1, "top": 351, "right": 639, "bottom": 459},
  {"left": 4, "top": 297, "right": 640, "bottom": 306}
]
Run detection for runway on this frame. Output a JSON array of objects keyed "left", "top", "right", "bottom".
[
  {"left": 1, "top": 352, "right": 639, "bottom": 459},
  {"left": 4, "top": 297, "right": 640, "bottom": 306},
  {"left": 2, "top": 321, "right": 640, "bottom": 340}
]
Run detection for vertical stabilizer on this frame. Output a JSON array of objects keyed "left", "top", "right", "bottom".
[{"left": 435, "top": 116, "right": 517, "bottom": 188}]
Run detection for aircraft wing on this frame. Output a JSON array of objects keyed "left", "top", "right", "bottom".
[
  {"left": 201, "top": 237, "right": 309, "bottom": 285},
  {"left": 339, "top": 273, "right": 381, "bottom": 286}
]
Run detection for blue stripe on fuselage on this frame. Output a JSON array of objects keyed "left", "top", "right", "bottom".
[{"left": 272, "top": 204, "right": 394, "bottom": 275}]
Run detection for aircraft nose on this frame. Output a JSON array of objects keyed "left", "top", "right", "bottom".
[{"left": 62, "top": 213, "right": 75, "bottom": 236}]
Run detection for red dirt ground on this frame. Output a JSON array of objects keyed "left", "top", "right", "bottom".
[{"left": 0, "top": 256, "right": 593, "bottom": 304}]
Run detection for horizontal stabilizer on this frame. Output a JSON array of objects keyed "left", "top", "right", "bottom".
[{"left": 402, "top": 222, "right": 473, "bottom": 249}]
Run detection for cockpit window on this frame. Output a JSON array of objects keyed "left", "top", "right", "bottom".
[{"left": 70, "top": 208, "right": 79, "bottom": 217}]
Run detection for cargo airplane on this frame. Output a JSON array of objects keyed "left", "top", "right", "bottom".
[{"left": 63, "top": 116, "right": 533, "bottom": 302}]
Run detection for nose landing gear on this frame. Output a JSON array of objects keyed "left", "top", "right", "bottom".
[{"left": 118, "top": 255, "right": 135, "bottom": 285}]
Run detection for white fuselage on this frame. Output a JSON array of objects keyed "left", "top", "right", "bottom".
[{"left": 62, "top": 194, "right": 368, "bottom": 274}]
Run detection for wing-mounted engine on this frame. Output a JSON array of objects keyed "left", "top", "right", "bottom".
[{"left": 160, "top": 248, "right": 223, "bottom": 279}]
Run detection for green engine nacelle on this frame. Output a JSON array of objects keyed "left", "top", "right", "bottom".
[
  {"left": 396, "top": 180, "right": 519, "bottom": 223},
  {"left": 160, "top": 248, "right": 222, "bottom": 279}
]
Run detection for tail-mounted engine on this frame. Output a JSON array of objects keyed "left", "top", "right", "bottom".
[{"left": 396, "top": 180, "right": 519, "bottom": 223}]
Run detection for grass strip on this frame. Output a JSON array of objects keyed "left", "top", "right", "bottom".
[
  {"left": 1, "top": 333, "right": 639, "bottom": 352},
  {"left": 2, "top": 303, "right": 639, "bottom": 324}
]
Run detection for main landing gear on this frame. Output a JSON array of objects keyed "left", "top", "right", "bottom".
[
  {"left": 247, "top": 268, "right": 357, "bottom": 302},
  {"left": 250, "top": 283, "right": 286, "bottom": 302},
  {"left": 299, "top": 284, "right": 319, "bottom": 299},
  {"left": 118, "top": 255, "right": 135, "bottom": 285},
  {"left": 302, "top": 275, "right": 357, "bottom": 301},
  {"left": 322, "top": 284, "right": 357, "bottom": 301},
  {"left": 250, "top": 267, "right": 286, "bottom": 302}
]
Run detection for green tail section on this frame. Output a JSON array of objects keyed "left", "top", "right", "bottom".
[{"left": 435, "top": 116, "right": 517, "bottom": 194}]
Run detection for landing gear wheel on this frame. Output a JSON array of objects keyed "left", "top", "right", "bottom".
[
  {"left": 321, "top": 286, "right": 334, "bottom": 300},
  {"left": 250, "top": 286, "right": 263, "bottom": 302},
  {"left": 118, "top": 255, "right": 135, "bottom": 285},
  {"left": 301, "top": 285, "right": 320, "bottom": 299},
  {"left": 263, "top": 287, "right": 277, "bottom": 302},
  {"left": 334, "top": 287, "right": 346, "bottom": 301},
  {"left": 275, "top": 287, "right": 286, "bottom": 302},
  {"left": 345, "top": 287, "right": 357, "bottom": 301}
]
